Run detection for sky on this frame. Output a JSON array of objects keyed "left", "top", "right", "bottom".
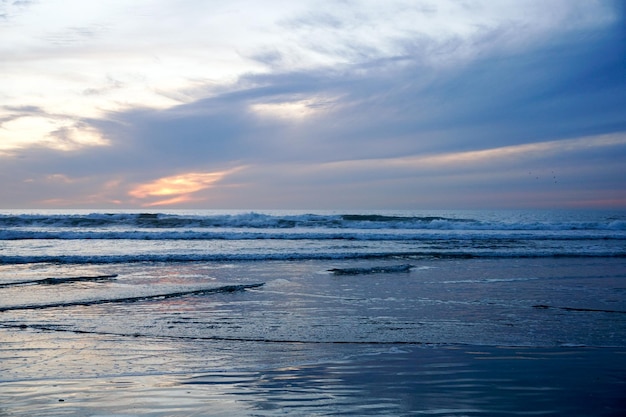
[{"left": 1, "top": 0, "right": 625, "bottom": 210}]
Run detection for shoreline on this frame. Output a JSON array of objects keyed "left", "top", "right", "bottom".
[
  {"left": 2, "top": 256, "right": 625, "bottom": 415},
  {"left": 2, "top": 327, "right": 625, "bottom": 416}
]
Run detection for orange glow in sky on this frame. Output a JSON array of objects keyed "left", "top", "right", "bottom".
[{"left": 128, "top": 170, "right": 239, "bottom": 207}]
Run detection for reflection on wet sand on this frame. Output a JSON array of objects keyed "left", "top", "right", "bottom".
[{"left": 2, "top": 327, "right": 625, "bottom": 416}]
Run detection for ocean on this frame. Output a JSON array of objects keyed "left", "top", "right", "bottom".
[{"left": 1, "top": 209, "right": 625, "bottom": 416}]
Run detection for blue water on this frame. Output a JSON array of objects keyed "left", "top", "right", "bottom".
[
  {"left": 1, "top": 209, "right": 624, "bottom": 263},
  {"left": 1, "top": 209, "right": 625, "bottom": 415}
]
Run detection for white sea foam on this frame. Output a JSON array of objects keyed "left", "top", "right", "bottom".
[
  {"left": 1, "top": 210, "right": 625, "bottom": 231},
  {"left": 264, "top": 279, "right": 295, "bottom": 289},
  {"left": 0, "top": 209, "right": 624, "bottom": 263}
]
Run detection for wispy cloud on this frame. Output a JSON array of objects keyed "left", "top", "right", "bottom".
[
  {"left": 0, "top": 0, "right": 624, "bottom": 209},
  {"left": 0, "top": 114, "right": 109, "bottom": 155},
  {"left": 300, "top": 133, "right": 626, "bottom": 185},
  {"left": 128, "top": 168, "right": 244, "bottom": 207}
]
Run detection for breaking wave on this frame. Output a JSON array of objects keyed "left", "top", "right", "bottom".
[
  {"left": 0, "top": 283, "right": 264, "bottom": 312},
  {"left": 1, "top": 210, "right": 624, "bottom": 263},
  {"left": 1, "top": 211, "right": 625, "bottom": 231}
]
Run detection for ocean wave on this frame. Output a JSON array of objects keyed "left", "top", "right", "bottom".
[
  {"left": 0, "top": 283, "right": 264, "bottom": 312},
  {"left": 1, "top": 212, "right": 624, "bottom": 231},
  {"left": 0, "top": 274, "right": 118, "bottom": 288},
  {"left": 1, "top": 251, "right": 624, "bottom": 265},
  {"left": 328, "top": 264, "right": 414, "bottom": 275},
  {"left": 1, "top": 229, "right": 624, "bottom": 241}
]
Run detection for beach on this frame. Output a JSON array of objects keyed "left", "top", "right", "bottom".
[
  {"left": 1, "top": 210, "right": 625, "bottom": 415},
  {"left": 1, "top": 257, "right": 626, "bottom": 416},
  {"left": 2, "top": 332, "right": 625, "bottom": 416},
  {"left": 3, "top": 0, "right": 625, "bottom": 413}
]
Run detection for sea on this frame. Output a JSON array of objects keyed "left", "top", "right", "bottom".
[{"left": 1, "top": 209, "right": 625, "bottom": 416}]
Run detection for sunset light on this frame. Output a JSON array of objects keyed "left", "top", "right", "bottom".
[
  {"left": 1, "top": 2, "right": 625, "bottom": 415},
  {"left": 128, "top": 169, "right": 241, "bottom": 207},
  {"left": 0, "top": 0, "right": 623, "bottom": 209},
  {"left": 250, "top": 97, "right": 334, "bottom": 120},
  {"left": 0, "top": 116, "right": 108, "bottom": 154}
]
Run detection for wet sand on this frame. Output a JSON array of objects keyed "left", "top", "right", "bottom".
[
  {"left": 1, "top": 326, "right": 626, "bottom": 416},
  {"left": 2, "top": 257, "right": 625, "bottom": 415}
]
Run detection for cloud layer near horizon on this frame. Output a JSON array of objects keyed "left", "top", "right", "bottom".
[{"left": 1, "top": 0, "right": 625, "bottom": 209}]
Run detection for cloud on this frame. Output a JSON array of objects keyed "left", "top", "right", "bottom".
[
  {"left": 0, "top": 113, "right": 109, "bottom": 155},
  {"left": 311, "top": 133, "right": 626, "bottom": 177},
  {"left": 128, "top": 168, "right": 244, "bottom": 207},
  {"left": 217, "top": 133, "right": 626, "bottom": 209},
  {"left": 0, "top": 0, "right": 624, "bottom": 209},
  {"left": 115, "top": 17, "right": 625, "bottom": 163},
  {"left": 0, "top": 0, "right": 35, "bottom": 21}
]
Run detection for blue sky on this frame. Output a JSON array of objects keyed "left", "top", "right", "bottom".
[{"left": 1, "top": 0, "right": 625, "bottom": 209}]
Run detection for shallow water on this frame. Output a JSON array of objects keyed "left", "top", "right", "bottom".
[
  {"left": 1, "top": 337, "right": 625, "bottom": 416},
  {"left": 2, "top": 258, "right": 624, "bottom": 347},
  {"left": 1, "top": 258, "right": 626, "bottom": 416}
]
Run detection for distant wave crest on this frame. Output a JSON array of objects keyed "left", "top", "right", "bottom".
[{"left": 1, "top": 212, "right": 625, "bottom": 231}]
